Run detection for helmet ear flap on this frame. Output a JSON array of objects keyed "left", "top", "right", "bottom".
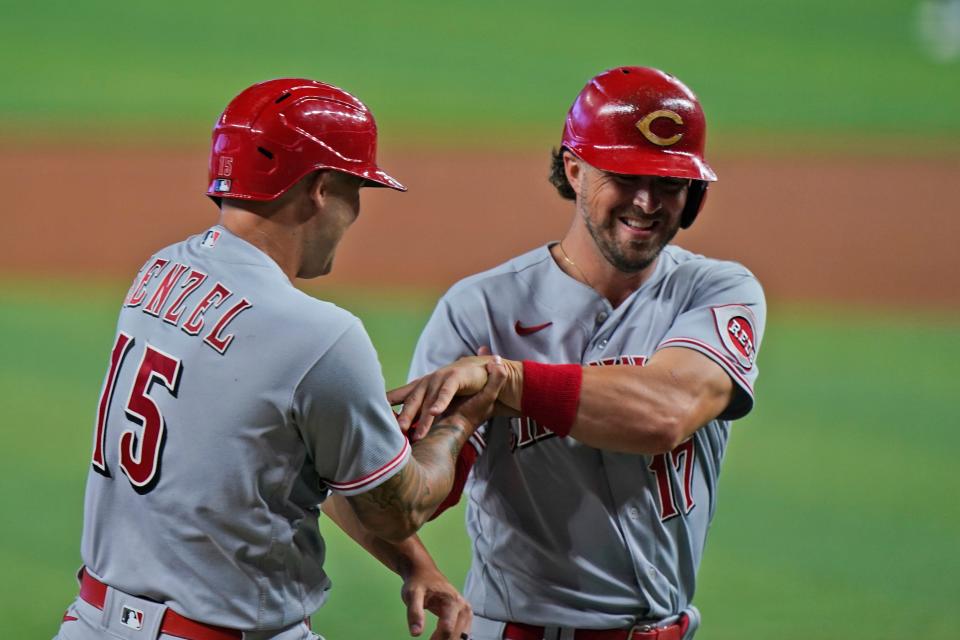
[{"left": 681, "top": 180, "right": 708, "bottom": 229}]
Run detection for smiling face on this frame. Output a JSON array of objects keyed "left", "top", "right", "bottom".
[{"left": 565, "top": 151, "right": 689, "bottom": 274}]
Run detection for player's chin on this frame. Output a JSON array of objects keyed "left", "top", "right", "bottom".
[
  {"left": 612, "top": 222, "right": 655, "bottom": 247},
  {"left": 300, "top": 258, "right": 335, "bottom": 279},
  {"left": 623, "top": 228, "right": 673, "bottom": 258},
  {"left": 614, "top": 225, "right": 650, "bottom": 247},
  {"left": 618, "top": 239, "right": 665, "bottom": 269}
]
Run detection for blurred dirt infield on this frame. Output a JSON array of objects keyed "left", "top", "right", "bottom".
[{"left": 1, "top": 145, "right": 957, "bottom": 307}]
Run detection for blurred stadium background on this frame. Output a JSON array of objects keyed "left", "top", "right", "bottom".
[{"left": 1, "top": 2, "right": 958, "bottom": 638}]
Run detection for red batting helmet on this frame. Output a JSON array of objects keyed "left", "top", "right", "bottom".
[
  {"left": 207, "top": 78, "right": 405, "bottom": 203},
  {"left": 561, "top": 67, "right": 716, "bottom": 228}
]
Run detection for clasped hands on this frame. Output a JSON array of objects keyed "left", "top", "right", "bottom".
[{"left": 388, "top": 348, "right": 522, "bottom": 440}]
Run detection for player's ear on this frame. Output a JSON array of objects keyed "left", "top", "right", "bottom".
[
  {"left": 305, "top": 170, "right": 329, "bottom": 210},
  {"left": 563, "top": 151, "right": 584, "bottom": 196}
]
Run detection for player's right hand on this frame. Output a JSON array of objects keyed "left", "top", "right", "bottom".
[
  {"left": 389, "top": 355, "right": 494, "bottom": 437},
  {"left": 401, "top": 561, "right": 472, "bottom": 640},
  {"left": 440, "top": 358, "right": 507, "bottom": 437}
]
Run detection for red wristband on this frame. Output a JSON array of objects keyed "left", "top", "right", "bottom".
[{"left": 520, "top": 361, "right": 583, "bottom": 438}]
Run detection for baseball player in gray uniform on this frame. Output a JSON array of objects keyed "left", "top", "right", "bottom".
[
  {"left": 54, "top": 78, "right": 504, "bottom": 640},
  {"left": 391, "top": 67, "right": 766, "bottom": 639}
]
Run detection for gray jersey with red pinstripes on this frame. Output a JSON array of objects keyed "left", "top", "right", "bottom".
[
  {"left": 79, "top": 225, "right": 410, "bottom": 632},
  {"left": 409, "top": 243, "right": 765, "bottom": 630}
]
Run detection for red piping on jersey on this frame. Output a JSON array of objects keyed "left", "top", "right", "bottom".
[
  {"left": 657, "top": 337, "right": 754, "bottom": 395},
  {"left": 468, "top": 432, "right": 485, "bottom": 455},
  {"left": 326, "top": 437, "right": 411, "bottom": 491}
]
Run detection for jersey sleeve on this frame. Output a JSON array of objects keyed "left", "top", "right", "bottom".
[
  {"left": 655, "top": 264, "right": 766, "bottom": 420},
  {"left": 293, "top": 320, "right": 410, "bottom": 496}
]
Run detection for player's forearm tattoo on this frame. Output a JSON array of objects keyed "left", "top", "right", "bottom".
[{"left": 347, "top": 422, "right": 467, "bottom": 541}]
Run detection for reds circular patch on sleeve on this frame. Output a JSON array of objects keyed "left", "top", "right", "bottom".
[{"left": 712, "top": 304, "right": 758, "bottom": 369}]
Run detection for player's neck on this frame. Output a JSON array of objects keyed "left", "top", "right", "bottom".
[
  {"left": 553, "top": 233, "right": 657, "bottom": 308},
  {"left": 218, "top": 206, "right": 304, "bottom": 281}
]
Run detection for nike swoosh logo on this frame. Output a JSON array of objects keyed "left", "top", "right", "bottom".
[{"left": 515, "top": 320, "right": 553, "bottom": 336}]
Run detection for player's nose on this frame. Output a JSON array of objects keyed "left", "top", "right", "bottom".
[{"left": 631, "top": 182, "right": 660, "bottom": 214}]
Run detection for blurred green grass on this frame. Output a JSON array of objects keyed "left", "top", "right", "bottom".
[
  {"left": 1, "top": 280, "right": 958, "bottom": 639},
  {"left": 1, "top": 1, "right": 958, "bottom": 148}
]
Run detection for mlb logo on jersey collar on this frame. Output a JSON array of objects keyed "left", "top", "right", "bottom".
[{"left": 201, "top": 228, "right": 222, "bottom": 248}]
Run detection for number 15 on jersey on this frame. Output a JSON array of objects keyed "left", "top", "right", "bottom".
[{"left": 91, "top": 333, "right": 183, "bottom": 493}]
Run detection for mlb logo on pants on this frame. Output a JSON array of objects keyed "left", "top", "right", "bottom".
[{"left": 120, "top": 605, "right": 144, "bottom": 630}]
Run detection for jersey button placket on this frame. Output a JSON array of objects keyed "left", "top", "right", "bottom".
[{"left": 593, "top": 303, "right": 612, "bottom": 350}]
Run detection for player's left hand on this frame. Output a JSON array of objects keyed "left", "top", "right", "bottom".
[{"left": 401, "top": 562, "right": 472, "bottom": 640}]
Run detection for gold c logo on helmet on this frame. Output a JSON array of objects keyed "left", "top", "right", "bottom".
[{"left": 636, "top": 110, "right": 684, "bottom": 147}]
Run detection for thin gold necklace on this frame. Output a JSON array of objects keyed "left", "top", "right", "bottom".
[{"left": 557, "top": 242, "right": 593, "bottom": 289}]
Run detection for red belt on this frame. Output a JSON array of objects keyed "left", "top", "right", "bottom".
[
  {"left": 503, "top": 614, "right": 688, "bottom": 640},
  {"left": 79, "top": 568, "right": 242, "bottom": 640}
]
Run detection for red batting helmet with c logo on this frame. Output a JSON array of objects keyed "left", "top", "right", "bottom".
[
  {"left": 207, "top": 78, "right": 405, "bottom": 203},
  {"left": 561, "top": 67, "right": 716, "bottom": 228}
]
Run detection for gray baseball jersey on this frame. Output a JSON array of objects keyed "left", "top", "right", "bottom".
[
  {"left": 77, "top": 225, "right": 410, "bottom": 631},
  {"left": 409, "top": 243, "right": 765, "bottom": 629}
]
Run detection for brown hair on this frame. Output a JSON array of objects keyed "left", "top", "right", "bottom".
[{"left": 548, "top": 147, "right": 576, "bottom": 200}]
